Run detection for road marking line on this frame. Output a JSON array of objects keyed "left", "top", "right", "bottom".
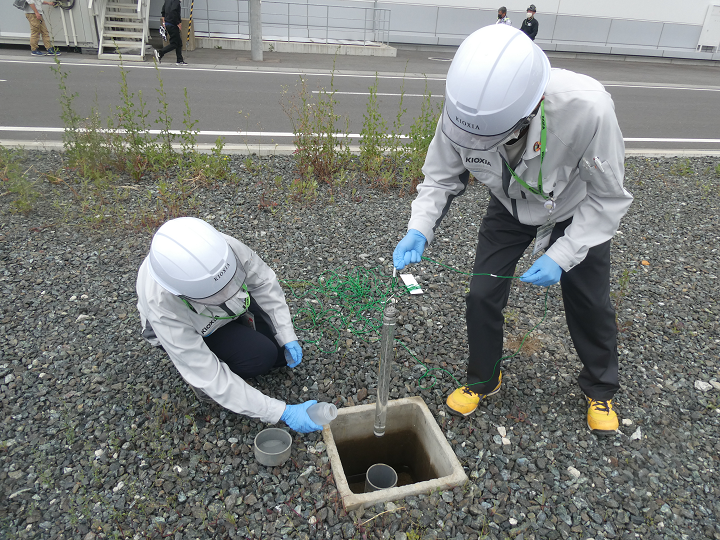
[
  {"left": 312, "top": 91, "right": 442, "bottom": 97},
  {"left": 605, "top": 84, "right": 720, "bottom": 92},
  {"left": 5, "top": 58, "right": 720, "bottom": 91},
  {"left": 0, "top": 58, "right": 445, "bottom": 81},
  {"left": 624, "top": 138, "right": 720, "bottom": 143},
  {"left": 3, "top": 139, "right": 720, "bottom": 157},
  {"left": 3, "top": 127, "right": 720, "bottom": 144}
]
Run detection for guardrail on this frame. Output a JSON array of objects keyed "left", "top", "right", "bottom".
[{"left": 186, "top": 0, "right": 391, "bottom": 46}]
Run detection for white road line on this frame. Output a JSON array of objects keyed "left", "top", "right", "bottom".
[
  {"left": 604, "top": 84, "right": 720, "bottom": 92},
  {"left": 312, "top": 91, "right": 442, "bottom": 97},
  {"left": 325, "top": 84, "right": 720, "bottom": 97},
  {"left": 0, "top": 58, "right": 445, "bottom": 81},
  {"left": 624, "top": 138, "right": 720, "bottom": 143},
  {"left": 5, "top": 58, "right": 720, "bottom": 91},
  {"left": 3, "top": 127, "right": 720, "bottom": 144}
]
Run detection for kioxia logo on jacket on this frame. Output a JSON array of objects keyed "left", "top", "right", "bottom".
[
  {"left": 201, "top": 319, "right": 217, "bottom": 335},
  {"left": 466, "top": 156, "right": 491, "bottom": 166}
]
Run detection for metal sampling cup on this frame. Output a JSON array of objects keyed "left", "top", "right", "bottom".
[
  {"left": 254, "top": 428, "right": 292, "bottom": 466},
  {"left": 364, "top": 463, "right": 398, "bottom": 492}
]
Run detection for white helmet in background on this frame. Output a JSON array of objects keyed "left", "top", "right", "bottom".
[
  {"left": 443, "top": 24, "right": 551, "bottom": 150},
  {"left": 148, "top": 217, "right": 245, "bottom": 305}
]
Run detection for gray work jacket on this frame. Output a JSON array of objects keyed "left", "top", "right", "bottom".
[
  {"left": 408, "top": 68, "right": 633, "bottom": 272},
  {"left": 136, "top": 234, "right": 297, "bottom": 423}
]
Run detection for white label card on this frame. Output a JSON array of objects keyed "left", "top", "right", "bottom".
[
  {"left": 532, "top": 221, "right": 555, "bottom": 256},
  {"left": 400, "top": 274, "right": 423, "bottom": 295}
]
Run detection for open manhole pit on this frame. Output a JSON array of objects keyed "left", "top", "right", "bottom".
[{"left": 323, "top": 396, "right": 468, "bottom": 511}]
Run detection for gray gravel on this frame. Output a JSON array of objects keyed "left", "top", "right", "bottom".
[{"left": 1, "top": 152, "right": 719, "bottom": 540}]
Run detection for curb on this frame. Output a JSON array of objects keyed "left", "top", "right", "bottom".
[{"left": 3, "top": 139, "right": 720, "bottom": 158}]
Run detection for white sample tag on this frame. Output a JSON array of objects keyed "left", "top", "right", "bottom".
[
  {"left": 532, "top": 221, "right": 555, "bottom": 256},
  {"left": 400, "top": 274, "right": 423, "bottom": 295}
]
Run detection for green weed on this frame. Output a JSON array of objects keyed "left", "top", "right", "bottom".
[
  {"left": 0, "top": 147, "right": 40, "bottom": 214},
  {"left": 669, "top": 159, "right": 693, "bottom": 177},
  {"left": 359, "top": 73, "right": 388, "bottom": 181},
  {"left": 401, "top": 79, "right": 442, "bottom": 193},
  {"left": 281, "top": 58, "right": 351, "bottom": 185},
  {"left": 611, "top": 268, "right": 636, "bottom": 329}
]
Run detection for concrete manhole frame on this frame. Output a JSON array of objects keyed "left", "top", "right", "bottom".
[{"left": 323, "top": 396, "right": 468, "bottom": 511}]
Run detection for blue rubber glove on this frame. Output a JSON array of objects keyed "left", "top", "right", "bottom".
[
  {"left": 520, "top": 254, "right": 562, "bottom": 287},
  {"left": 280, "top": 400, "right": 323, "bottom": 433},
  {"left": 284, "top": 340, "right": 302, "bottom": 368},
  {"left": 393, "top": 229, "right": 427, "bottom": 270}
]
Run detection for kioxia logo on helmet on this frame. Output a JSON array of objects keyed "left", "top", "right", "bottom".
[
  {"left": 466, "top": 157, "right": 491, "bottom": 166},
  {"left": 214, "top": 261, "right": 231, "bottom": 281},
  {"left": 455, "top": 115, "right": 482, "bottom": 131}
]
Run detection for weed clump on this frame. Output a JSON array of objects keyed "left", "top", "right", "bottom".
[{"left": 47, "top": 56, "right": 233, "bottom": 230}]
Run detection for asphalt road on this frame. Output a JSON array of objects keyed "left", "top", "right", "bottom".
[{"left": 2, "top": 45, "right": 720, "bottom": 152}]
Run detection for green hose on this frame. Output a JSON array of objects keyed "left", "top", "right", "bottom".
[{"left": 282, "top": 256, "right": 550, "bottom": 391}]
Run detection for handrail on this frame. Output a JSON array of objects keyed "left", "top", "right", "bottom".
[{"left": 195, "top": 0, "right": 391, "bottom": 46}]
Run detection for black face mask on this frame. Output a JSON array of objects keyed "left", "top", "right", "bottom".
[{"left": 498, "top": 13, "right": 503, "bottom": 19}]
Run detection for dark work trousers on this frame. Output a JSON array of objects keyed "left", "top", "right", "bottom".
[
  {"left": 159, "top": 23, "right": 184, "bottom": 63},
  {"left": 202, "top": 296, "right": 286, "bottom": 379},
  {"left": 465, "top": 194, "right": 619, "bottom": 400}
]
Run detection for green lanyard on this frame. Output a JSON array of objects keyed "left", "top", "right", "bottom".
[
  {"left": 181, "top": 284, "right": 250, "bottom": 320},
  {"left": 504, "top": 100, "right": 547, "bottom": 200}
]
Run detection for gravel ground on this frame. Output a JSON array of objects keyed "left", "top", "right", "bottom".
[{"left": 1, "top": 152, "right": 719, "bottom": 540}]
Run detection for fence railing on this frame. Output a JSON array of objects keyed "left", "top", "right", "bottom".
[{"left": 187, "top": 0, "right": 391, "bottom": 46}]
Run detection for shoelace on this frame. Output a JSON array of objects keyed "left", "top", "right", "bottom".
[
  {"left": 461, "top": 386, "right": 477, "bottom": 397},
  {"left": 590, "top": 399, "right": 612, "bottom": 414}
]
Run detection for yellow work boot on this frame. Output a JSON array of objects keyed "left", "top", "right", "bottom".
[
  {"left": 446, "top": 373, "right": 502, "bottom": 417},
  {"left": 586, "top": 397, "right": 618, "bottom": 435}
]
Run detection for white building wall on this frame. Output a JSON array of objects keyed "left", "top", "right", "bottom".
[
  {"left": 376, "top": 0, "right": 720, "bottom": 60},
  {"left": 384, "top": 0, "right": 712, "bottom": 26},
  {"left": 146, "top": 0, "right": 720, "bottom": 61}
]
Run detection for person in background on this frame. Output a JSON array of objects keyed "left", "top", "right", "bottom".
[
  {"left": 520, "top": 4, "right": 539, "bottom": 40},
  {"left": 496, "top": 6, "right": 511, "bottom": 26},
  {"left": 154, "top": 0, "right": 187, "bottom": 66},
  {"left": 393, "top": 25, "right": 632, "bottom": 436},
  {"left": 136, "top": 217, "right": 322, "bottom": 433},
  {"left": 25, "top": 0, "right": 61, "bottom": 56}
]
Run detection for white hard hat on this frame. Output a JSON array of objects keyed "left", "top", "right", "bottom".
[
  {"left": 443, "top": 25, "right": 550, "bottom": 150},
  {"left": 147, "top": 217, "right": 245, "bottom": 305}
]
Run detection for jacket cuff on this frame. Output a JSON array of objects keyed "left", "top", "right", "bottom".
[
  {"left": 407, "top": 218, "right": 437, "bottom": 245},
  {"left": 266, "top": 399, "right": 286, "bottom": 424},
  {"left": 546, "top": 238, "right": 584, "bottom": 272},
  {"left": 275, "top": 328, "right": 298, "bottom": 349}
]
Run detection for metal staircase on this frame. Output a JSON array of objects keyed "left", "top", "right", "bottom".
[{"left": 91, "top": 0, "right": 150, "bottom": 60}]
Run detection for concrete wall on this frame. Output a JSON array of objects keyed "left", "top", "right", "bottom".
[
  {"left": 379, "top": 0, "right": 720, "bottom": 60},
  {"left": 0, "top": 0, "right": 98, "bottom": 48},
  {"left": 145, "top": 0, "right": 720, "bottom": 61}
]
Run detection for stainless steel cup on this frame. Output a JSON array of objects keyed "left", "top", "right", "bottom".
[{"left": 364, "top": 463, "right": 398, "bottom": 492}]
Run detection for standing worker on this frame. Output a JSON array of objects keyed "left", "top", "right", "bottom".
[
  {"left": 496, "top": 6, "right": 511, "bottom": 26},
  {"left": 393, "top": 25, "right": 633, "bottom": 435},
  {"left": 154, "top": 0, "right": 187, "bottom": 65},
  {"left": 520, "top": 4, "right": 539, "bottom": 41},
  {"left": 24, "top": 0, "right": 61, "bottom": 56},
  {"left": 136, "top": 217, "right": 322, "bottom": 433}
]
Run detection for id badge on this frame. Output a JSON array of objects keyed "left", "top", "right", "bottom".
[
  {"left": 239, "top": 311, "right": 256, "bottom": 331},
  {"left": 532, "top": 221, "right": 555, "bottom": 256}
]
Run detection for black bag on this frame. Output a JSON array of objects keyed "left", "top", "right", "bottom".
[{"left": 14, "top": 0, "right": 28, "bottom": 10}]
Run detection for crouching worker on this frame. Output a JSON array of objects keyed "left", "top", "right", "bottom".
[{"left": 136, "top": 217, "right": 322, "bottom": 433}]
